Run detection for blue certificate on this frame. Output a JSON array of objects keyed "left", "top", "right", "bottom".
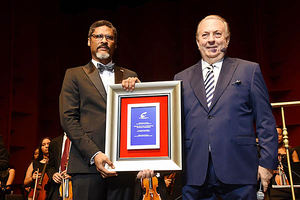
[{"left": 127, "top": 103, "right": 160, "bottom": 150}]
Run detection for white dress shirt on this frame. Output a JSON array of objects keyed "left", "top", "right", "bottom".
[
  {"left": 90, "top": 59, "right": 115, "bottom": 164},
  {"left": 201, "top": 58, "right": 224, "bottom": 87}
]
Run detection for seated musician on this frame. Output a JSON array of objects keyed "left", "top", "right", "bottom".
[
  {"left": 0, "top": 168, "right": 15, "bottom": 194},
  {"left": 0, "top": 135, "right": 12, "bottom": 200},
  {"left": 24, "top": 137, "right": 51, "bottom": 200},
  {"left": 24, "top": 148, "right": 39, "bottom": 195},
  {"left": 268, "top": 127, "right": 300, "bottom": 199},
  {"left": 274, "top": 127, "right": 300, "bottom": 185}
]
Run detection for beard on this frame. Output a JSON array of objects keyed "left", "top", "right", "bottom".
[{"left": 96, "top": 52, "right": 110, "bottom": 60}]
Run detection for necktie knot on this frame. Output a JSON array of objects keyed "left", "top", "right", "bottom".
[
  {"left": 207, "top": 64, "right": 214, "bottom": 72},
  {"left": 97, "top": 63, "right": 114, "bottom": 72}
]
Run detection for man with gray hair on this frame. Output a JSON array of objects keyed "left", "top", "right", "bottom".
[{"left": 174, "top": 15, "right": 278, "bottom": 199}]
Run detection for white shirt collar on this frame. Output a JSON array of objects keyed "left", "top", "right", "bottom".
[
  {"left": 201, "top": 58, "right": 224, "bottom": 71},
  {"left": 201, "top": 58, "right": 224, "bottom": 84}
]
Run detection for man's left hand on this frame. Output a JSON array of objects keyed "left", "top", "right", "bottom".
[
  {"left": 257, "top": 165, "right": 273, "bottom": 192},
  {"left": 122, "top": 77, "right": 140, "bottom": 92}
]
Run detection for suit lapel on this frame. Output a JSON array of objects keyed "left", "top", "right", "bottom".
[
  {"left": 82, "top": 62, "right": 107, "bottom": 102},
  {"left": 210, "top": 57, "right": 237, "bottom": 110},
  {"left": 190, "top": 61, "right": 209, "bottom": 112},
  {"left": 114, "top": 65, "right": 124, "bottom": 84}
]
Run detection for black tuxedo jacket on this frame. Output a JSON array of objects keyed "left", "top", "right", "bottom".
[{"left": 59, "top": 62, "right": 137, "bottom": 174}]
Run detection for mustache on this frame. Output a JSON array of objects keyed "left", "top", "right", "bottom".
[{"left": 97, "top": 44, "right": 110, "bottom": 50}]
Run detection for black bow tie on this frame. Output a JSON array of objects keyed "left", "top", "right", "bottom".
[{"left": 97, "top": 63, "right": 114, "bottom": 72}]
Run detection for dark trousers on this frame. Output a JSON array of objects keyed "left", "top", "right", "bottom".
[
  {"left": 182, "top": 155, "right": 257, "bottom": 200},
  {"left": 72, "top": 173, "right": 136, "bottom": 200}
]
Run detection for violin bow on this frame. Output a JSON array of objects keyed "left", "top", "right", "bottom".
[{"left": 32, "top": 168, "right": 39, "bottom": 200}]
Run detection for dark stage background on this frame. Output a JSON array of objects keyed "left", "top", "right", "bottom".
[{"left": 1, "top": 0, "right": 300, "bottom": 185}]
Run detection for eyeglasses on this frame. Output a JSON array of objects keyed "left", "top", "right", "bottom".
[{"left": 91, "top": 34, "right": 114, "bottom": 41}]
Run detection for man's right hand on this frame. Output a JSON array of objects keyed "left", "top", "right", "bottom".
[
  {"left": 94, "top": 152, "right": 117, "bottom": 178},
  {"left": 257, "top": 165, "right": 273, "bottom": 192}
]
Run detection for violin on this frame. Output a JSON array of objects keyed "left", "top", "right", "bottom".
[
  {"left": 142, "top": 176, "right": 161, "bottom": 200},
  {"left": 274, "top": 155, "right": 289, "bottom": 185},
  {"left": 28, "top": 161, "right": 49, "bottom": 200},
  {"left": 59, "top": 174, "right": 73, "bottom": 200},
  {"left": 59, "top": 155, "right": 72, "bottom": 200}
]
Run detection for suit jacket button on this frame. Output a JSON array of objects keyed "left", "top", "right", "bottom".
[{"left": 208, "top": 115, "right": 213, "bottom": 119}]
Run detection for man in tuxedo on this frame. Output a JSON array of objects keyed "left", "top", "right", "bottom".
[
  {"left": 59, "top": 20, "right": 148, "bottom": 200},
  {"left": 174, "top": 15, "right": 278, "bottom": 199}
]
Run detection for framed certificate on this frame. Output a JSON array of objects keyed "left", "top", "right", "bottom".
[{"left": 105, "top": 81, "right": 182, "bottom": 171}]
